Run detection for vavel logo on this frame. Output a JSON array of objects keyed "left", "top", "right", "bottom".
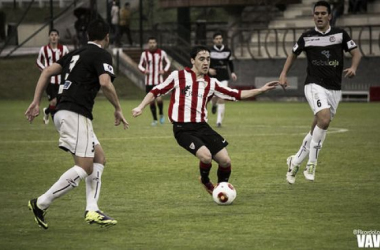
[{"left": 354, "top": 230, "right": 380, "bottom": 248}]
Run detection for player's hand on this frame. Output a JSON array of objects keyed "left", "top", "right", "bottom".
[
  {"left": 159, "top": 70, "right": 165, "bottom": 75},
  {"left": 279, "top": 74, "right": 288, "bottom": 88},
  {"left": 208, "top": 68, "right": 216, "bottom": 76},
  {"left": 25, "top": 102, "right": 40, "bottom": 123},
  {"left": 144, "top": 70, "right": 150, "bottom": 75},
  {"left": 132, "top": 107, "right": 143, "bottom": 117},
  {"left": 343, "top": 68, "right": 356, "bottom": 78},
  {"left": 114, "top": 110, "right": 129, "bottom": 129},
  {"left": 231, "top": 72, "right": 237, "bottom": 81},
  {"left": 260, "top": 81, "right": 279, "bottom": 92}
]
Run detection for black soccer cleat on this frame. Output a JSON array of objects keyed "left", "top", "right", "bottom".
[{"left": 28, "top": 198, "right": 48, "bottom": 229}]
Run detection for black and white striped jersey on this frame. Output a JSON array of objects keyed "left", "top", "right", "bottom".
[
  {"left": 293, "top": 26, "right": 357, "bottom": 90},
  {"left": 210, "top": 45, "right": 234, "bottom": 81}
]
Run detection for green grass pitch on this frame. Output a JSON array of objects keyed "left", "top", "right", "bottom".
[{"left": 0, "top": 99, "right": 379, "bottom": 250}]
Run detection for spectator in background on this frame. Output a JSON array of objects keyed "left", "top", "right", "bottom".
[
  {"left": 36, "top": 29, "right": 69, "bottom": 125},
  {"left": 110, "top": 1, "right": 120, "bottom": 44},
  {"left": 349, "top": 0, "right": 367, "bottom": 13},
  {"left": 330, "top": 0, "right": 344, "bottom": 26},
  {"left": 117, "top": 2, "right": 133, "bottom": 47}
]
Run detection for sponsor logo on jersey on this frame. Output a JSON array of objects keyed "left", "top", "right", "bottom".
[
  {"left": 311, "top": 59, "right": 339, "bottom": 67},
  {"left": 103, "top": 63, "right": 114, "bottom": 74},
  {"left": 63, "top": 80, "right": 72, "bottom": 90},
  {"left": 329, "top": 36, "right": 336, "bottom": 42},
  {"left": 321, "top": 50, "right": 330, "bottom": 59},
  {"left": 347, "top": 40, "right": 357, "bottom": 50}
]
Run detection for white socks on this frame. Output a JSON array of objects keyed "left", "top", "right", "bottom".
[
  {"left": 85, "top": 163, "right": 104, "bottom": 211},
  {"left": 293, "top": 132, "right": 312, "bottom": 166},
  {"left": 308, "top": 125, "right": 327, "bottom": 164},
  {"left": 217, "top": 103, "right": 225, "bottom": 124},
  {"left": 37, "top": 166, "right": 88, "bottom": 210}
]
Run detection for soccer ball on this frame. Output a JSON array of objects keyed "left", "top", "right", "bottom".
[{"left": 212, "top": 182, "right": 237, "bottom": 205}]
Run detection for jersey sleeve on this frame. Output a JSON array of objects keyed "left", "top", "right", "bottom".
[
  {"left": 36, "top": 47, "right": 45, "bottom": 71},
  {"left": 93, "top": 51, "right": 116, "bottom": 81},
  {"left": 213, "top": 79, "right": 241, "bottom": 101},
  {"left": 342, "top": 29, "right": 357, "bottom": 52},
  {"left": 162, "top": 50, "right": 171, "bottom": 72},
  {"left": 292, "top": 33, "right": 305, "bottom": 56},
  {"left": 150, "top": 71, "right": 177, "bottom": 97},
  {"left": 138, "top": 52, "right": 146, "bottom": 73}
]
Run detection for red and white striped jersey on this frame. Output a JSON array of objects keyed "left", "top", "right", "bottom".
[
  {"left": 138, "top": 49, "right": 171, "bottom": 86},
  {"left": 150, "top": 67, "right": 242, "bottom": 123},
  {"left": 36, "top": 44, "right": 69, "bottom": 85}
]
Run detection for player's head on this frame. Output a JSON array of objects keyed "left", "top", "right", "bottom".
[
  {"left": 190, "top": 46, "right": 210, "bottom": 75},
  {"left": 147, "top": 37, "right": 157, "bottom": 51},
  {"left": 313, "top": 1, "right": 331, "bottom": 31},
  {"left": 87, "top": 19, "right": 110, "bottom": 46},
  {"left": 213, "top": 32, "right": 223, "bottom": 46},
  {"left": 48, "top": 29, "right": 59, "bottom": 45}
]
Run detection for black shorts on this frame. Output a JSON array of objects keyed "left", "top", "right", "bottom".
[
  {"left": 145, "top": 85, "right": 156, "bottom": 93},
  {"left": 173, "top": 122, "right": 228, "bottom": 156},
  {"left": 46, "top": 84, "right": 59, "bottom": 101}
]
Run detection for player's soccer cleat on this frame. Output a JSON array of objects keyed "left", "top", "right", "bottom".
[
  {"left": 199, "top": 177, "right": 215, "bottom": 195},
  {"left": 159, "top": 115, "right": 165, "bottom": 124},
  {"left": 217, "top": 122, "right": 222, "bottom": 128},
  {"left": 42, "top": 107, "right": 49, "bottom": 125},
  {"left": 304, "top": 163, "right": 316, "bottom": 181},
  {"left": 286, "top": 155, "right": 300, "bottom": 184},
  {"left": 211, "top": 105, "right": 217, "bottom": 114},
  {"left": 84, "top": 210, "right": 117, "bottom": 227},
  {"left": 28, "top": 198, "right": 48, "bottom": 229},
  {"left": 151, "top": 120, "right": 158, "bottom": 126}
]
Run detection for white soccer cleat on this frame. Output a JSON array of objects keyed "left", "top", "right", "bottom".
[
  {"left": 304, "top": 163, "right": 316, "bottom": 181},
  {"left": 42, "top": 107, "right": 49, "bottom": 125},
  {"left": 286, "top": 155, "right": 300, "bottom": 184}
]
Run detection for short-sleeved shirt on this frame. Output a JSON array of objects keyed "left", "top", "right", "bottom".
[
  {"left": 210, "top": 45, "right": 234, "bottom": 81},
  {"left": 56, "top": 42, "right": 115, "bottom": 120},
  {"left": 292, "top": 26, "right": 357, "bottom": 90}
]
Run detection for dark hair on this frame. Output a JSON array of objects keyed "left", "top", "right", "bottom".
[
  {"left": 190, "top": 46, "right": 210, "bottom": 59},
  {"left": 49, "top": 29, "right": 59, "bottom": 35},
  {"left": 147, "top": 36, "right": 156, "bottom": 41},
  {"left": 87, "top": 19, "right": 110, "bottom": 41},
  {"left": 213, "top": 31, "right": 223, "bottom": 39},
  {"left": 313, "top": 0, "right": 331, "bottom": 14}
]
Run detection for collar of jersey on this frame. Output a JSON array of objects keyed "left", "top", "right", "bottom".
[
  {"left": 87, "top": 41, "right": 101, "bottom": 48},
  {"left": 213, "top": 45, "right": 224, "bottom": 51},
  {"left": 184, "top": 67, "right": 210, "bottom": 82},
  {"left": 314, "top": 26, "right": 331, "bottom": 35}
]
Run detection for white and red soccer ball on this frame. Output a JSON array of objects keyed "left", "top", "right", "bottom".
[{"left": 212, "top": 182, "right": 237, "bottom": 205}]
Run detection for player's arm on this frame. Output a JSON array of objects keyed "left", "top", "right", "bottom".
[
  {"left": 132, "top": 92, "right": 155, "bottom": 117},
  {"left": 279, "top": 53, "right": 297, "bottom": 88},
  {"left": 240, "top": 81, "right": 279, "bottom": 99},
  {"left": 344, "top": 48, "right": 361, "bottom": 78},
  {"left": 99, "top": 73, "right": 129, "bottom": 129},
  {"left": 138, "top": 53, "right": 148, "bottom": 75},
  {"left": 228, "top": 60, "right": 237, "bottom": 81},
  {"left": 36, "top": 47, "right": 45, "bottom": 71},
  {"left": 25, "top": 63, "right": 62, "bottom": 122},
  {"left": 133, "top": 72, "right": 176, "bottom": 117}
]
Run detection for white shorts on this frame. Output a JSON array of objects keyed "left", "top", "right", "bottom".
[
  {"left": 304, "top": 83, "right": 341, "bottom": 120},
  {"left": 54, "top": 110, "right": 100, "bottom": 157}
]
